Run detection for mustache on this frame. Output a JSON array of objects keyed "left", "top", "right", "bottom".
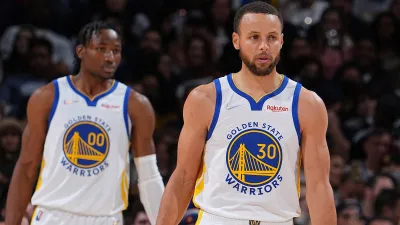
[{"left": 254, "top": 53, "right": 273, "bottom": 59}]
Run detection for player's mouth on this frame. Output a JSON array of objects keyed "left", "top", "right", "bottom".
[
  {"left": 102, "top": 65, "right": 116, "bottom": 73},
  {"left": 256, "top": 55, "right": 271, "bottom": 63}
]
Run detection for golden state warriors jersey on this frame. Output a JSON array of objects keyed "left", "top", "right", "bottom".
[
  {"left": 193, "top": 73, "right": 303, "bottom": 223},
  {"left": 31, "top": 75, "right": 132, "bottom": 216}
]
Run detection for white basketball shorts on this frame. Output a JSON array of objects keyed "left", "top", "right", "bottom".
[
  {"left": 195, "top": 210, "right": 294, "bottom": 225},
  {"left": 30, "top": 206, "right": 123, "bottom": 225}
]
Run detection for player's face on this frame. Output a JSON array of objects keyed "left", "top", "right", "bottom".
[
  {"left": 233, "top": 13, "right": 283, "bottom": 76},
  {"left": 79, "top": 29, "right": 122, "bottom": 79}
]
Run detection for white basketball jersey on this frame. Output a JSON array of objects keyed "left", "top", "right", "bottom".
[
  {"left": 31, "top": 75, "right": 132, "bottom": 216},
  {"left": 193, "top": 73, "right": 303, "bottom": 223}
]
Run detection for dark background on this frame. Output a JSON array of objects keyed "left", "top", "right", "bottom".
[{"left": 0, "top": 0, "right": 399, "bottom": 224}]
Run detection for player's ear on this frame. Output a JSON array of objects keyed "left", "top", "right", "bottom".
[
  {"left": 280, "top": 33, "right": 284, "bottom": 49},
  {"left": 232, "top": 32, "right": 240, "bottom": 50},
  {"left": 76, "top": 44, "right": 84, "bottom": 59}
]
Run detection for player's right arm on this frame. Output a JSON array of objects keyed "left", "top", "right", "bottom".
[
  {"left": 5, "top": 84, "right": 54, "bottom": 225},
  {"left": 156, "top": 84, "right": 215, "bottom": 225}
]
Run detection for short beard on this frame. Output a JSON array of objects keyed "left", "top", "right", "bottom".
[{"left": 240, "top": 50, "right": 280, "bottom": 76}]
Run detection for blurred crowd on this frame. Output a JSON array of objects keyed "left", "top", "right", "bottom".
[{"left": 0, "top": 0, "right": 399, "bottom": 224}]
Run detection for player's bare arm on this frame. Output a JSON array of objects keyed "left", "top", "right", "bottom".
[
  {"left": 156, "top": 83, "right": 215, "bottom": 225},
  {"left": 128, "top": 91, "right": 164, "bottom": 225},
  {"left": 298, "top": 88, "right": 337, "bottom": 225},
  {"left": 129, "top": 91, "right": 157, "bottom": 158},
  {"left": 5, "top": 84, "right": 54, "bottom": 225}
]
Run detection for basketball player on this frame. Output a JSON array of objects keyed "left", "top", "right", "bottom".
[
  {"left": 5, "top": 21, "right": 164, "bottom": 225},
  {"left": 156, "top": 2, "right": 336, "bottom": 225}
]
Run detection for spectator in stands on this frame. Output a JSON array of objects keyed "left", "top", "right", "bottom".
[
  {"left": 363, "top": 173, "right": 398, "bottom": 218},
  {"left": 372, "top": 13, "right": 400, "bottom": 75},
  {"left": 335, "top": 171, "right": 365, "bottom": 203},
  {"left": 279, "top": 36, "right": 312, "bottom": 76},
  {"left": 374, "top": 189, "right": 400, "bottom": 223},
  {"left": 283, "top": 0, "right": 329, "bottom": 30},
  {"left": 336, "top": 199, "right": 365, "bottom": 225},
  {"left": 130, "top": 202, "right": 151, "bottom": 225},
  {"left": 0, "top": 118, "right": 22, "bottom": 200},
  {"left": 0, "top": 36, "right": 59, "bottom": 117},
  {"left": 179, "top": 208, "right": 200, "bottom": 225},
  {"left": 330, "top": 153, "right": 346, "bottom": 190},
  {"left": 366, "top": 217, "right": 395, "bottom": 225},
  {"left": 2, "top": 25, "right": 36, "bottom": 75}
]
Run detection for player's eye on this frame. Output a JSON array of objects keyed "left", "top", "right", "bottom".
[
  {"left": 96, "top": 47, "right": 106, "bottom": 52},
  {"left": 250, "top": 35, "right": 259, "bottom": 40}
]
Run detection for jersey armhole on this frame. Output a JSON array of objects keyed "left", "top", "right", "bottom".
[
  {"left": 123, "top": 87, "right": 132, "bottom": 138},
  {"left": 206, "top": 79, "right": 222, "bottom": 141},
  {"left": 48, "top": 79, "right": 60, "bottom": 127},
  {"left": 292, "top": 83, "right": 302, "bottom": 144}
]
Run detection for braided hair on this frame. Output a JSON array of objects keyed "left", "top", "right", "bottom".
[{"left": 73, "top": 21, "right": 122, "bottom": 70}]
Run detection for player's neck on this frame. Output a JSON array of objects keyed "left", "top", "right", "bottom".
[
  {"left": 73, "top": 72, "right": 113, "bottom": 97},
  {"left": 235, "top": 67, "right": 282, "bottom": 96}
]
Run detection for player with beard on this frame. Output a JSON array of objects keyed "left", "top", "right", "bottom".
[{"left": 156, "top": 2, "right": 336, "bottom": 225}]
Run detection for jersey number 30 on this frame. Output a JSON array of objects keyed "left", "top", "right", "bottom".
[{"left": 256, "top": 144, "right": 276, "bottom": 159}]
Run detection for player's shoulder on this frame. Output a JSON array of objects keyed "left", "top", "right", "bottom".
[
  {"left": 26, "top": 79, "right": 59, "bottom": 118},
  {"left": 30, "top": 80, "right": 57, "bottom": 103},
  {"left": 109, "top": 79, "right": 147, "bottom": 105},
  {"left": 186, "top": 81, "right": 217, "bottom": 106},
  {"left": 29, "top": 75, "right": 72, "bottom": 108},
  {"left": 297, "top": 86, "right": 328, "bottom": 127},
  {"left": 125, "top": 88, "right": 155, "bottom": 121},
  {"left": 184, "top": 73, "right": 231, "bottom": 105},
  {"left": 182, "top": 82, "right": 216, "bottom": 126},
  {"left": 298, "top": 86, "right": 326, "bottom": 110},
  {"left": 127, "top": 88, "right": 150, "bottom": 107}
]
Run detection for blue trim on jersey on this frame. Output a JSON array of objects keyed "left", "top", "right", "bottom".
[
  {"left": 292, "top": 83, "right": 302, "bottom": 143},
  {"left": 206, "top": 79, "right": 222, "bottom": 141},
  {"left": 227, "top": 73, "right": 289, "bottom": 111},
  {"left": 123, "top": 87, "right": 131, "bottom": 138},
  {"left": 66, "top": 76, "right": 119, "bottom": 107},
  {"left": 48, "top": 79, "right": 60, "bottom": 127}
]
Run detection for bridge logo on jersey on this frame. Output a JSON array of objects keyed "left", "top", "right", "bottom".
[
  {"left": 62, "top": 119, "right": 110, "bottom": 177},
  {"left": 225, "top": 128, "right": 283, "bottom": 195}
]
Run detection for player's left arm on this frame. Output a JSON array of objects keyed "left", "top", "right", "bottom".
[
  {"left": 298, "top": 88, "right": 337, "bottom": 225},
  {"left": 128, "top": 90, "right": 165, "bottom": 225}
]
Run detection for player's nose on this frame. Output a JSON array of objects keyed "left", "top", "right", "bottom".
[
  {"left": 259, "top": 38, "right": 269, "bottom": 51},
  {"left": 104, "top": 51, "right": 115, "bottom": 62}
]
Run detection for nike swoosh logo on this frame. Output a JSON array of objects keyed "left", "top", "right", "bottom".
[{"left": 226, "top": 104, "right": 241, "bottom": 109}]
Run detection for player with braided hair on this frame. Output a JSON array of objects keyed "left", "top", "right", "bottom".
[{"left": 5, "top": 21, "right": 164, "bottom": 225}]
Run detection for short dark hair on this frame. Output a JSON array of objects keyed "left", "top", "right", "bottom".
[
  {"left": 374, "top": 189, "right": 400, "bottom": 217},
  {"left": 233, "top": 1, "right": 283, "bottom": 33},
  {"left": 74, "top": 20, "right": 122, "bottom": 67}
]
